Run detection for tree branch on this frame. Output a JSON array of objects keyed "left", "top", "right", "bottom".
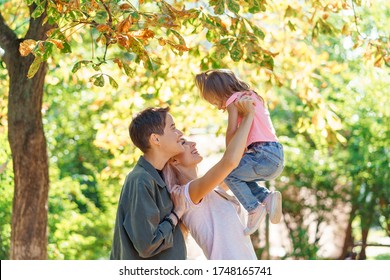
[
  {"left": 25, "top": 4, "right": 54, "bottom": 40},
  {"left": 0, "top": 12, "right": 20, "bottom": 66},
  {"left": 351, "top": 0, "right": 366, "bottom": 39},
  {"left": 99, "top": 0, "right": 113, "bottom": 25}
]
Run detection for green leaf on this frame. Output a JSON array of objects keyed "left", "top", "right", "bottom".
[
  {"left": 131, "top": 11, "right": 140, "bottom": 20},
  {"left": 227, "top": 0, "right": 240, "bottom": 13},
  {"left": 247, "top": 0, "right": 261, "bottom": 13},
  {"left": 245, "top": 41, "right": 258, "bottom": 58},
  {"left": 205, "top": 15, "right": 228, "bottom": 34},
  {"left": 123, "top": 63, "right": 134, "bottom": 77},
  {"left": 92, "top": 64, "right": 101, "bottom": 71},
  {"left": 61, "top": 42, "right": 72, "bottom": 54},
  {"left": 200, "top": 14, "right": 227, "bottom": 34},
  {"left": 31, "top": 4, "right": 45, "bottom": 19},
  {"left": 259, "top": 0, "right": 267, "bottom": 11},
  {"left": 206, "top": 30, "right": 219, "bottom": 42},
  {"left": 108, "top": 75, "right": 118, "bottom": 89},
  {"left": 317, "top": 18, "right": 336, "bottom": 35},
  {"left": 71, "top": 60, "right": 91, "bottom": 73},
  {"left": 71, "top": 62, "right": 82, "bottom": 74},
  {"left": 169, "top": 29, "right": 186, "bottom": 46},
  {"left": 43, "top": 42, "right": 54, "bottom": 61},
  {"left": 46, "top": 5, "right": 61, "bottom": 24},
  {"left": 143, "top": 55, "right": 155, "bottom": 71},
  {"left": 287, "top": 20, "right": 296, "bottom": 31},
  {"left": 95, "top": 10, "right": 108, "bottom": 24},
  {"left": 260, "top": 55, "right": 274, "bottom": 70},
  {"left": 252, "top": 25, "right": 265, "bottom": 40},
  {"left": 213, "top": 43, "right": 229, "bottom": 60},
  {"left": 27, "top": 56, "right": 43, "bottom": 79},
  {"left": 230, "top": 40, "right": 243, "bottom": 61},
  {"left": 91, "top": 74, "right": 105, "bottom": 87},
  {"left": 220, "top": 38, "right": 234, "bottom": 45},
  {"left": 130, "top": 38, "right": 146, "bottom": 58},
  {"left": 247, "top": 0, "right": 267, "bottom": 12},
  {"left": 210, "top": 0, "right": 225, "bottom": 15},
  {"left": 284, "top": 5, "right": 298, "bottom": 18},
  {"left": 312, "top": 21, "right": 319, "bottom": 39},
  {"left": 245, "top": 19, "right": 265, "bottom": 40},
  {"left": 248, "top": 6, "right": 260, "bottom": 13}
]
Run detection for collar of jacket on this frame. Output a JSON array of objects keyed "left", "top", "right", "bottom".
[{"left": 137, "top": 156, "right": 166, "bottom": 188}]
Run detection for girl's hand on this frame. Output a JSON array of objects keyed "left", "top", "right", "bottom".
[
  {"left": 235, "top": 95, "right": 255, "bottom": 116},
  {"left": 170, "top": 185, "right": 186, "bottom": 218}
]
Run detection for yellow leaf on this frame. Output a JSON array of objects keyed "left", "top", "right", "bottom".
[
  {"left": 27, "top": 56, "right": 43, "bottom": 79},
  {"left": 119, "top": 3, "right": 132, "bottom": 10},
  {"left": 341, "top": 24, "right": 349, "bottom": 35},
  {"left": 335, "top": 132, "right": 347, "bottom": 144},
  {"left": 113, "top": 58, "right": 123, "bottom": 69},
  {"left": 48, "top": 39, "right": 64, "bottom": 50},
  {"left": 158, "top": 37, "right": 166, "bottom": 46},
  {"left": 46, "top": 28, "right": 57, "bottom": 37},
  {"left": 374, "top": 55, "right": 383, "bottom": 67},
  {"left": 322, "top": 12, "right": 329, "bottom": 20},
  {"left": 117, "top": 17, "right": 132, "bottom": 33},
  {"left": 97, "top": 24, "right": 110, "bottom": 32},
  {"left": 128, "top": 29, "right": 155, "bottom": 40},
  {"left": 117, "top": 34, "right": 130, "bottom": 49},
  {"left": 326, "top": 111, "right": 342, "bottom": 130},
  {"left": 56, "top": 2, "right": 63, "bottom": 12},
  {"left": 38, "top": 41, "right": 45, "bottom": 52},
  {"left": 19, "top": 39, "right": 37, "bottom": 56},
  {"left": 312, "top": 113, "right": 326, "bottom": 130}
]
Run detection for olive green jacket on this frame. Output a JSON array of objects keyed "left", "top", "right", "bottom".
[{"left": 110, "top": 156, "right": 186, "bottom": 260}]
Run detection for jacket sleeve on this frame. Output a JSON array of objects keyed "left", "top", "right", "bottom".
[{"left": 122, "top": 177, "right": 174, "bottom": 258}]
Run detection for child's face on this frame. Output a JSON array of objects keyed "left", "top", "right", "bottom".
[{"left": 210, "top": 97, "right": 226, "bottom": 111}]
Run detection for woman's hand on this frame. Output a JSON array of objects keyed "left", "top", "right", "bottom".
[
  {"left": 235, "top": 94, "right": 255, "bottom": 116},
  {"left": 170, "top": 185, "right": 186, "bottom": 219}
]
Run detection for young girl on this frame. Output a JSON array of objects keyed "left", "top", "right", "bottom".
[
  {"left": 163, "top": 97, "right": 257, "bottom": 259},
  {"left": 195, "top": 69, "right": 284, "bottom": 235}
]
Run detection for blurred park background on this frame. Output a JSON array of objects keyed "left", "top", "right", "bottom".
[{"left": 0, "top": 0, "right": 389, "bottom": 260}]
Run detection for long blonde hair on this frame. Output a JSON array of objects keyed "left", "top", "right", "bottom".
[
  {"left": 162, "top": 162, "right": 189, "bottom": 238},
  {"left": 162, "top": 162, "right": 181, "bottom": 192},
  {"left": 195, "top": 69, "right": 258, "bottom": 105}
]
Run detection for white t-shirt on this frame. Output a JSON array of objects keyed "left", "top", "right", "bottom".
[{"left": 182, "top": 182, "right": 257, "bottom": 260}]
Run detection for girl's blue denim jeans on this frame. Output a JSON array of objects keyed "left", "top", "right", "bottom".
[{"left": 224, "top": 142, "right": 284, "bottom": 212}]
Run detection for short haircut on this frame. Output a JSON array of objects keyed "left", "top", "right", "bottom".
[{"left": 129, "top": 107, "right": 170, "bottom": 153}]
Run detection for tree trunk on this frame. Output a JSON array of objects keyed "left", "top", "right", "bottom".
[
  {"left": 358, "top": 208, "right": 374, "bottom": 260},
  {"left": 338, "top": 205, "right": 356, "bottom": 259},
  {"left": 358, "top": 227, "right": 369, "bottom": 260},
  {"left": 8, "top": 56, "right": 49, "bottom": 260},
  {"left": 1, "top": 6, "right": 52, "bottom": 259}
]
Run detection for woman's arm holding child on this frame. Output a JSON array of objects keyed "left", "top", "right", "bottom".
[{"left": 188, "top": 97, "right": 255, "bottom": 204}]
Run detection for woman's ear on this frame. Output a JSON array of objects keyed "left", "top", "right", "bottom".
[{"left": 170, "top": 158, "right": 180, "bottom": 166}]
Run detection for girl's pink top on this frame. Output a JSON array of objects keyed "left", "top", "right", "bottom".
[{"left": 226, "top": 91, "right": 278, "bottom": 147}]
